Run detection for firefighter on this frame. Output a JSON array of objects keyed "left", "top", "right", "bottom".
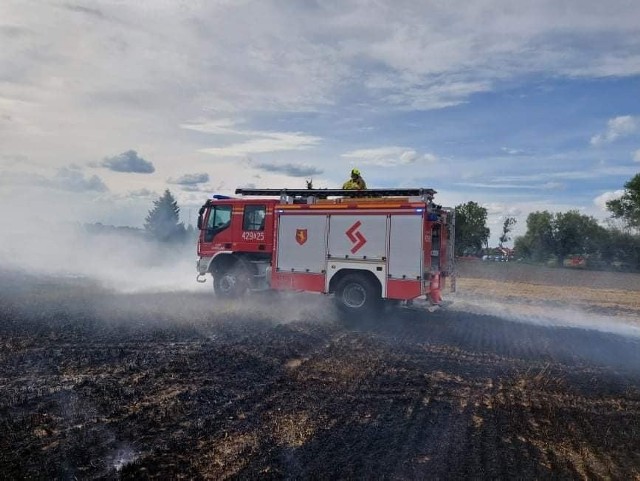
[{"left": 342, "top": 168, "right": 367, "bottom": 190}]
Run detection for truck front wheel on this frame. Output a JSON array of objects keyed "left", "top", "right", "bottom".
[
  {"left": 334, "top": 273, "right": 381, "bottom": 317},
  {"left": 213, "top": 263, "right": 250, "bottom": 299}
]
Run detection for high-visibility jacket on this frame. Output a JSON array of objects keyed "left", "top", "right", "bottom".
[{"left": 342, "top": 177, "right": 367, "bottom": 190}]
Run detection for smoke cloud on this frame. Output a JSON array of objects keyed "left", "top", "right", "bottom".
[
  {"left": 0, "top": 223, "right": 199, "bottom": 293},
  {"left": 452, "top": 295, "right": 640, "bottom": 339},
  {"left": 0, "top": 179, "right": 339, "bottom": 326}
]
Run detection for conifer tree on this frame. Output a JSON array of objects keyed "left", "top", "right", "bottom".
[{"left": 144, "top": 189, "right": 186, "bottom": 242}]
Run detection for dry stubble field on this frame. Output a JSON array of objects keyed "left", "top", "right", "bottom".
[{"left": 1, "top": 262, "right": 640, "bottom": 480}]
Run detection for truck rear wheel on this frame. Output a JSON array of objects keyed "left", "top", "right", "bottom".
[
  {"left": 334, "top": 273, "right": 381, "bottom": 317},
  {"left": 213, "top": 263, "right": 250, "bottom": 299}
]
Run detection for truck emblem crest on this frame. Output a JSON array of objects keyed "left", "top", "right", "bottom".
[
  {"left": 346, "top": 220, "right": 367, "bottom": 254},
  {"left": 295, "top": 228, "right": 308, "bottom": 245}
]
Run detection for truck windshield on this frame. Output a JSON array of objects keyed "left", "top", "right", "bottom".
[{"left": 204, "top": 205, "right": 232, "bottom": 242}]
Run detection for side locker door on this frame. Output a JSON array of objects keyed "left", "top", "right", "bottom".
[
  {"left": 327, "top": 215, "right": 387, "bottom": 260},
  {"left": 388, "top": 214, "right": 423, "bottom": 280},
  {"left": 276, "top": 214, "right": 327, "bottom": 273}
]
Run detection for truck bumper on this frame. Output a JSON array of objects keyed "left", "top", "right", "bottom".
[{"left": 197, "top": 256, "right": 213, "bottom": 276}]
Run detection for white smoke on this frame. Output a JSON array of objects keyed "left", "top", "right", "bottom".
[
  {"left": 0, "top": 199, "right": 204, "bottom": 293},
  {"left": 452, "top": 294, "right": 640, "bottom": 339}
]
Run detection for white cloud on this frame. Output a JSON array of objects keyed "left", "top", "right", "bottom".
[
  {"left": 501, "top": 147, "right": 525, "bottom": 155},
  {"left": 541, "top": 181, "right": 565, "bottom": 191},
  {"left": 495, "top": 164, "right": 639, "bottom": 183},
  {"left": 634, "top": 149, "right": 640, "bottom": 162},
  {"left": 252, "top": 162, "right": 323, "bottom": 177},
  {"left": 590, "top": 115, "right": 637, "bottom": 146},
  {"left": 180, "top": 119, "right": 245, "bottom": 135},
  {"left": 4, "top": 1, "right": 640, "bottom": 137},
  {"left": 594, "top": 190, "right": 624, "bottom": 211},
  {"left": 126, "top": 188, "right": 157, "bottom": 199},
  {"left": 182, "top": 119, "right": 322, "bottom": 156},
  {"left": 2, "top": 0, "right": 640, "bottom": 230},
  {"left": 342, "top": 147, "right": 437, "bottom": 167},
  {"left": 0, "top": 153, "right": 29, "bottom": 166},
  {"left": 366, "top": 75, "right": 492, "bottom": 110},
  {"left": 168, "top": 173, "right": 210, "bottom": 185},
  {"left": 0, "top": 167, "right": 108, "bottom": 193},
  {"left": 484, "top": 202, "right": 523, "bottom": 217},
  {"left": 455, "top": 181, "right": 565, "bottom": 190},
  {"left": 54, "top": 167, "right": 109, "bottom": 192},
  {"left": 199, "top": 132, "right": 321, "bottom": 156},
  {"left": 456, "top": 183, "right": 536, "bottom": 189}
]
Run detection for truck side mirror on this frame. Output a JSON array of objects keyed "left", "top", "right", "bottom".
[{"left": 197, "top": 205, "right": 206, "bottom": 230}]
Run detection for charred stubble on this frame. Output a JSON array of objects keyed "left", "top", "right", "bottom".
[{"left": 0, "top": 269, "right": 639, "bottom": 479}]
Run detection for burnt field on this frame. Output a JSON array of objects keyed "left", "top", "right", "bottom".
[{"left": 1, "top": 266, "right": 640, "bottom": 480}]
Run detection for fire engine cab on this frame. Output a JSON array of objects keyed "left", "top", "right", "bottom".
[{"left": 196, "top": 188, "right": 455, "bottom": 316}]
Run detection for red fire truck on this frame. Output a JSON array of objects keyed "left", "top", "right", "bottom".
[{"left": 196, "top": 188, "right": 455, "bottom": 315}]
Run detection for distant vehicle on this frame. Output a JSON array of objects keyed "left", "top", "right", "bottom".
[
  {"left": 563, "top": 255, "right": 587, "bottom": 269},
  {"left": 482, "top": 254, "right": 509, "bottom": 262},
  {"left": 196, "top": 188, "right": 456, "bottom": 316}
]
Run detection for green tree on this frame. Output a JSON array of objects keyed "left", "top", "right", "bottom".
[
  {"left": 606, "top": 173, "right": 640, "bottom": 231},
  {"left": 144, "top": 189, "right": 186, "bottom": 242},
  {"left": 498, "top": 217, "right": 517, "bottom": 248},
  {"left": 454, "top": 201, "right": 490, "bottom": 256},
  {"left": 553, "top": 210, "right": 606, "bottom": 261},
  {"left": 514, "top": 211, "right": 554, "bottom": 261},
  {"left": 514, "top": 210, "right": 606, "bottom": 263},
  {"left": 601, "top": 229, "right": 640, "bottom": 271}
]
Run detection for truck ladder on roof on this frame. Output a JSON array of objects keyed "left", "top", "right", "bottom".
[{"left": 234, "top": 188, "right": 437, "bottom": 200}]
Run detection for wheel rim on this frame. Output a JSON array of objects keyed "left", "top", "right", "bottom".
[
  {"left": 342, "top": 282, "right": 366, "bottom": 309},
  {"left": 218, "top": 274, "right": 237, "bottom": 294}
]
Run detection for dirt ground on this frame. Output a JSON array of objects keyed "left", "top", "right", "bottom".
[
  {"left": 1, "top": 264, "right": 640, "bottom": 480},
  {"left": 456, "top": 260, "right": 640, "bottom": 327}
]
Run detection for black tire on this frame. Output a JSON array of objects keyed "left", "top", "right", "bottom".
[
  {"left": 334, "top": 273, "right": 381, "bottom": 318},
  {"left": 213, "top": 263, "right": 250, "bottom": 299}
]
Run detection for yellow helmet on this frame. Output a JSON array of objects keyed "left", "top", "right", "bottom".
[{"left": 351, "top": 168, "right": 360, "bottom": 176}]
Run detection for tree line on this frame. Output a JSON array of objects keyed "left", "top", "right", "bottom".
[
  {"left": 453, "top": 173, "right": 640, "bottom": 271},
  {"left": 84, "top": 190, "right": 195, "bottom": 244},
  {"left": 148, "top": 174, "right": 640, "bottom": 270}
]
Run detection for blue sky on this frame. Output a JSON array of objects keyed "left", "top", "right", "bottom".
[{"left": 1, "top": 0, "right": 639, "bottom": 244}]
